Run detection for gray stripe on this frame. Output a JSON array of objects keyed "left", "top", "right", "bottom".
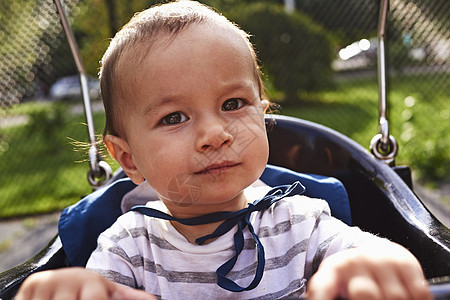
[
  {"left": 258, "top": 214, "right": 312, "bottom": 238},
  {"left": 258, "top": 219, "right": 293, "bottom": 238},
  {"left": 303, "top": 213, "right": 334, "bottom": 280},
  {"left": 228, "top": 238, "right": 309, "bottom": 281},
  {"left": 108, "top": 226, "right": 179, "bottom": 251},
  {"left": 311, "top": 234, "right": 337, "bottom": 275},
  {"left": 99, "top": 244, "right": 146, "bottom": 269},
  {"left": 266, "top": 238, "right": 309, "bottom": 271},
  {"left": 140, "top": 238, "right": 309, "bottom": 284},
  {"left": 108, "top": 227, "right": 137, "bottom": 242},
  {"left": 143, "top": 259, "right": 217, "bottom": 283},
  {"left": 90, "top": 268, "right": 136, "bottom": 287},
  {"left": 223, "top": 237, "right": 256, "bottom": 251},
  {"left": 103, "top": 245, "right": 133, "bottom": 265},
  {"left": 130, "top": 254, "right": 144, "bottom": 268},
  {"left": 247, "top": 278, "right": 307, "bottom": 300},
  {"left": 226, "top": 212, "right": 320, "bottom": 252}
]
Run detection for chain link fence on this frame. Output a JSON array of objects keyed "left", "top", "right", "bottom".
[{"left": 0, "top": 0, "right": 449, "bottom": 218}]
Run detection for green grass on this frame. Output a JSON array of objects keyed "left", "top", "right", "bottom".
[
  {"left": 0, "top": 73, "right": 448, "bottom": 218},
  {"left": 279, "top": 73, "right": 450, "bottom": 183},
  {"left": 0, "top": 101, "right": 118, "bottom": 218}
]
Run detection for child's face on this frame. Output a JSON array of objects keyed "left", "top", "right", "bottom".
[{"left": 107, "top": 23, "right": 269, "bottom": 215}]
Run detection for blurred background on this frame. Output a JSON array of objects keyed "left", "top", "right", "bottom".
[{"left": 0, "top": 0, "right": 448, "bottom": 223}]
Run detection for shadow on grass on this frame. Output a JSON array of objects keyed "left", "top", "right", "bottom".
[{"left": 0, "top": 116, "right": 93, "bottom": 218}]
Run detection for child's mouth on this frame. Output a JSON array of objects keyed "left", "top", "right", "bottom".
[{"left": 195, "top": 161, "right": 240, "bottom": 175}]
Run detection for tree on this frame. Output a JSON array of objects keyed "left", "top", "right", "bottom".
[
  {"left": 295, "top": 0, "right": 379, "bottom": 45},
  {"left": 229, "top": 3, "right": 335, "bottom": 104}
]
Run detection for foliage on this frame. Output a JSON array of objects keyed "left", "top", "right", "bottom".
[
  {"left": 282, "top": 73, "right": 450, "bottom": 183},
  {"left": 73, "top": 0, "right": 155, "bottom": 76},
  {"left": 26, "top": 103, "right": 67, "bottom": 145},
  {"left": 389, "top": 74, "right": 450, "bottom": 181},
  {"left": 295, "top": 0, "right": 379, "bottom": 45},
  {"left": 228, "top": 3, "right": 335, "bottom": 104}
]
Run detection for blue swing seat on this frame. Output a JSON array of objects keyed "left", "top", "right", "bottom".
[{"left": 58, "top": 164, "right": 351, "bottom": 267}]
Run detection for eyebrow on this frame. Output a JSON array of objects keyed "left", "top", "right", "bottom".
[
  {"left": 143, "top": 80, "right": 258, "bottom": 115},
  {"left": 143, "top": 97, "right": 179, "bottom": 116},
  {"left": 220, "top": 80, "right": 258, "bottom": 97}
]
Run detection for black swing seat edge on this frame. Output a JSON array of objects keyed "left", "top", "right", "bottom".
[{"left": 0, "top": 236, "right": 67, "bottom": 299}]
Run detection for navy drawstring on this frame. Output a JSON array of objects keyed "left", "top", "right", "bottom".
[{"left": 131, "top": 181, "right": 305, "bottom": 292}]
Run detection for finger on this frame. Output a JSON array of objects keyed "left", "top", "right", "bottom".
[
  {"left": 307, "top": 266, "right": 341, "bottom": 300},
  {"left": 16, "top": 276, "right": 38, "bottom": 300},
  {"left": 78, "top": 280, "right": 110, "bottom": 300},
  {"left": 372, "top": 264, "right": 410, "bottom": 300},
  {"left": 346, "top": 273, "right": 383, "bottom": 300},
  {"left": 383, "top": 244, "right": 432, "bottom": 300},
  {"left": 398, "top": 259, "right": 432, "bottom": 300},
  {"left": 111, "top": 283, "right": 158, "bottom": 300},
  {"left": 16, "top": 272, "right": 59, "bottom": 300},
  {"left": 309, "top": 251, "right": 384, "bottom": 300}
]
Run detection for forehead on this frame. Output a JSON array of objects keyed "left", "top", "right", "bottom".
[{"left": 118, "top": 22, "right": 258, "bottom": 103}]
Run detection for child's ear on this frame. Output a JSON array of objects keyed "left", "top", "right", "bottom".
[{"left": 104, "top": 135, "right": 145, "bottom": 184}]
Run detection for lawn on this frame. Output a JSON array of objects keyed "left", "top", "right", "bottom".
[
  {"left": 0, "top": 73, "right": 448, "bottom": 218},
  {"left": 0, "top": 101, "right": 118, "bottom": 218},
  {"left": 281, "top": 73, "right": 450, "bottom": 185}
]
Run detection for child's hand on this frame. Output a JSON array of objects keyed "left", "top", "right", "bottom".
[
  {"left": 16, "top": 267, "right": 157, "bottom": 300},
  {"left": 307, "top": 243, "right": 433, "bottom": 300}
]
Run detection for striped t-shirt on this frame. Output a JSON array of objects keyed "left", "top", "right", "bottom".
[{"left": 86, "top": 186, "right": 383, "bottom": 299}]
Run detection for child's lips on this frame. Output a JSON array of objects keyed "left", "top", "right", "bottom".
[{"left": 195, "top": 161, "right": 240, "bottom": 175}]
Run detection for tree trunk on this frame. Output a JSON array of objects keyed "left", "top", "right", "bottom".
[{"left": 104, "top": 0, "right": 119, "bottom": 37}]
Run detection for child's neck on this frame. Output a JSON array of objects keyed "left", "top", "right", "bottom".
[
  {"left": 170, "top": 220, "right": 224, "bottom": 244},
  {"left": 166, "top": 192, "right": 249, "bottom": 244}
]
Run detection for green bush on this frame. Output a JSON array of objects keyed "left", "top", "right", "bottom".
[
  {"left": 26, "top": 104, "right": 67, "bottom": 146},
  {"left": 229, "top": 3, "right": 335, "bottom": 104}
]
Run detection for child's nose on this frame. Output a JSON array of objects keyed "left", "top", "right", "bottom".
[{"left": 196, "top": 122, "right": 234, "bottom": 152}]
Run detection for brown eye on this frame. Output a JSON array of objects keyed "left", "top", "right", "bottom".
[
  {"left": 222, "top": 98, "right": 244, "bottom": 111},
  {"left": 161, "top": 112, "right": 188, "bottom": 125}
]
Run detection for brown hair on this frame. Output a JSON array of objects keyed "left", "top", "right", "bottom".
[{"left": 100, "top": 0, "right": 266, "bottom": 138}]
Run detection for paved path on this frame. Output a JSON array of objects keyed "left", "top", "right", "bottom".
[
  {"left": 0, "top": 211, "right": 60, "bottom": 273},
  {"left": 414, "top": 181, "right": 450, "bottom": 228}
]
